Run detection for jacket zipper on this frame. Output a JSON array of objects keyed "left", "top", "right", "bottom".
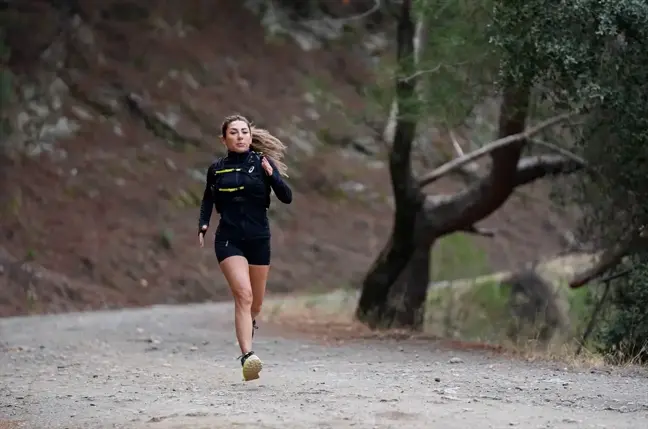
[{"left": 236, "top": 165, "right": 246, "bottom": 237}]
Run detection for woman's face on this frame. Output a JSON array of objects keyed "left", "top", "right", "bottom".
[{"left": 222, "top": 120, "right": 252, "bottom": 153}]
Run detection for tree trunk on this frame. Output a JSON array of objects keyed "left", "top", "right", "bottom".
[
  {"left": 381, "top": 242, "right": 432, "bottom": 330},
  {"left": 355, "top": 0, "right": 422, "bottom": 328},
  {"left": 355, "top": 233, "right": 416, "bottom": 328},
  {"left": 356, "top": 236, "right": 431, "bottom": 331},
  {"left": 356, "top": 202, "right": 430, "bottom": 329}
]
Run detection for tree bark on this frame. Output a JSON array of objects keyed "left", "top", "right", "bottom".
[
  {"left": 382, "top": 242, "right": 432, "bottom": 330},
  {"left": 356, "top": 235, "right": 414, "bottom": 327}
]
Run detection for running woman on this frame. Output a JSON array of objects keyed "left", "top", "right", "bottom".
[{"left": 198, "top": 114, "right": 292, "bottom": 381}]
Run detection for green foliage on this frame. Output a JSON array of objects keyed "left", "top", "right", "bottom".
[
  {"left": 566, "top": 283, "right": 597, "bottom": 334},
  {"left": 425, "top": 279, "right": 510, "bottom": 341},
  {"left": 363, "top": 0, "right": 500, "bottom": 127},
  {"left": 491, "top": 0, "right": 648, "bottom": 363},
  {"left": 430, "top": 232, "right": 490, "bottom": 281},
  {"left": 427, "top": 234, "right": 506, "bottom": 342},
  {"left": 593, "top": 260, "right": 648, "bottom": 364},
  {"left": 414, "top": 0, "right": 499, "bottom": 126},
  {"left": 492, "top": 0, "right": 648, "bottom": 236}
]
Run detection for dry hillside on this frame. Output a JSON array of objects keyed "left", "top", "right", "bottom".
[{"left": 0, "top": 0, "right": 576, "bottom": 317}]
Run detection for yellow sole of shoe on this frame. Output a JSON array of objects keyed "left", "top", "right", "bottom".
[{"left": 242, "top": 355, "right": 263, "bottom": 381}]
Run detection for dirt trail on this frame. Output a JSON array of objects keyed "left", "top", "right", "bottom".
[{"left": 1, "top": 302, "right": 647, "bottom": 429}]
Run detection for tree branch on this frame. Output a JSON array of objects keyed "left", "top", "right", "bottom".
[
  {"left": 531, "top": 138, "right": 588, "bottom": 167},
  {"left": 569, "top": 229, "right": 648, "bottom": 289},
  {"left": 417, "top": 111, "right": 579, "bottom": 188},
  {"left": 421, "top": 153, "right": 584, "bottom": 234},
  {"left": 449, "top": 130, "right": 481, "bottom": 181},
  {"left": 514, "top": 154, "right": 584, "bottom": 186},
  {"left": 418, "top": 85, "right": 532, "bottom": 238},
  {"left": 401, "top": 64, "right": 441, "bottom": 82},
  {"left": 401, "top": 60, "right": 474, "bottom": 82}
]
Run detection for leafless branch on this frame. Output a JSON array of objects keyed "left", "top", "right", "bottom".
[
  {"left": 568, "top": 230, "right": 648, "bottom": 289},
  {"left": 449, "top": 130, "right": 481, "bottom": 180},
  {"left": 417, "top": 111, "right": 580, "bottom": 188},
  {"left": 401, "top": 60, "right": 475, "bottom": 82},
  {"left": 450, "top": 130, "right": 465, "bottom": 157},
  {"left": 531, "top": 138, "right": 592, "bottom": 171},
  {"left": 401, "top": 65, "right": 441, "bottom": 82}
]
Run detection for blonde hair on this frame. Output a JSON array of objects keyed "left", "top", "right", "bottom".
[{"left": 221, "top": 114, "right": 289, "bottom": 177}]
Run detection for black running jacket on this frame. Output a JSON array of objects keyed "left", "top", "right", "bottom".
[{"left": 198, "top": 150, "right": 293, "bottom": 240}]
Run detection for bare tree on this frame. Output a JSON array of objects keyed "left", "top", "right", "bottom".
[{"left": 355, "top": 0, "right": 585, "bottom": 330}]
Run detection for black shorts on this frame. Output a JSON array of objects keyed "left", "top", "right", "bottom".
[{"left": 214, "top": 237, "right": 271, "bottom": 265}]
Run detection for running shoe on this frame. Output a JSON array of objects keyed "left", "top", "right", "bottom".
[{"left": 239, "top": 351, "right": 263, "bottom": 381}]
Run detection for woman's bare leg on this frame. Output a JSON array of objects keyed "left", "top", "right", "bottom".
[
  {"left": 219, "top": 255, "right": 253, "bottom": 354},
  {"left": 249, "top": 265, "right": 270, "bottom": 322}
]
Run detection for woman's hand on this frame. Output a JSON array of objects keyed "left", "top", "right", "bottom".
[
  {"left": 198, "top": 225, "right": 208, "bottom": 247},
  {"left": 261, "top": 156, "right": 273, "bottom": 176}
]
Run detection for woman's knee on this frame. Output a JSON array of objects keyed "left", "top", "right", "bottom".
[{"left": 233, "top": 287, "right": 253, "bottom": 308}]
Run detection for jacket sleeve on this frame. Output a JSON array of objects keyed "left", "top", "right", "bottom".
[
  {"left": 266, "top": 158, "right": 293, "bottom": 204},
  {"left": 198, "top": 164, "right": 215, "bottom": 231}
]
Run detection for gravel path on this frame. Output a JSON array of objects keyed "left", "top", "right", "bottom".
[{"left": 1, "top": 302, "right": 647, "bottom": 429}]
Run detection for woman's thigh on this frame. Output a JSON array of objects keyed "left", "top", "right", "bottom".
[
  {"left": 249, "top": 265, "right": 270, "bottom": 303},
  {"left": 243, "top": 238, "right": 270, "bottom": 304},
  {"left": 216, "top": 240, "right": 252, "bottom": 300}
]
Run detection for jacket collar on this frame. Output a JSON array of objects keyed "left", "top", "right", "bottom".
[{"left": 226, "top": 149, "right": 250, "bottom": 163}]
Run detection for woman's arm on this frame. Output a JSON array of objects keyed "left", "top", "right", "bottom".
[
  {"left": 265, "top": 157, "right": 293, "bottom": 204},
  {"left": 198, "top": 164, "right": 215, "bottom": 231}
]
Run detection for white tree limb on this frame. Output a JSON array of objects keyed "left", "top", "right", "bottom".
[{"left": 417, "top": 111, "right": 580, "bottom": 188}]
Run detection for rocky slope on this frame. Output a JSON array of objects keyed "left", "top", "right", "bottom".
[{"left": 0, "top": 0, "right": 575, "bottom": 317}]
